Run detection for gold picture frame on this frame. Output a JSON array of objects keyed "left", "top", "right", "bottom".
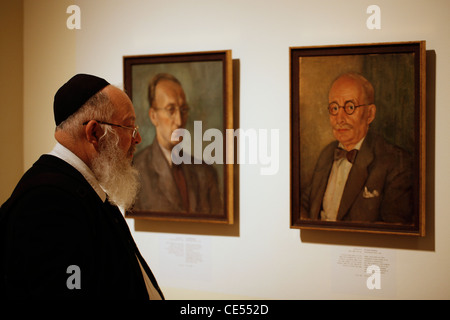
[
  {"left": 124, "top": 50, "right": 234, "bottom": 224},
  {"left": 290, "top": 41, "right": 426, "bottom": 236}
]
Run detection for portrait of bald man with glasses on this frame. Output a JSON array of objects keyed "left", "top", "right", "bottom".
[
  {"left": 133, "top": 73, "right": 223, "bottom": 215},
  {"left": 301, "top": 72, "right": 414, "bottom": 224}
]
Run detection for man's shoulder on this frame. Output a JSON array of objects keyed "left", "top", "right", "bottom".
[
  {"left": 0, "top": 166, "right": 98, "bottom": 245},
  {"left": 369, "top": 133, "right": 411, "bottom": 159},
  {"left": 134, "top": 144, "right": 152, "bottom": 161},
  {"left": 24, "top": 155, "right": 93, "bottom": 193},
  {"left": 2, "top": 155, "right": 99, "bottom": 214},
  {"left": 316, "top": 140, "right": 339, "bottom": 163},
  {"left": 133, "top": 141, "right": 160, "bottom": 167}
]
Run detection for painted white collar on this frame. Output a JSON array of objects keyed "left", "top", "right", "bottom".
[
  {"left": 338, "top": 136, "right": 365, "bottom": 151},
  {"left": 158, "top": 142, "right": 173, "bottom": 167}
]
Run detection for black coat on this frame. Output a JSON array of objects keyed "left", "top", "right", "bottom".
[{"left": 0, "top": 155, "right": 163, "bottom": 299}]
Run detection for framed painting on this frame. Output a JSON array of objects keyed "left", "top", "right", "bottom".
[
  {"left": 124, "top": 50, "right": 234, "bottom": 224},
  {"left": 290, "top": 41, "right": 426, "bottom": 236}
]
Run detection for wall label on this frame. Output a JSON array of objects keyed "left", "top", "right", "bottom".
[{"left": 332, "top": 247, "right": 395, "bottom": 297}]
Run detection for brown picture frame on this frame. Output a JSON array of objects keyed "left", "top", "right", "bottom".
[
  {"left": 123, "top": 50, "right": 233, "bottom": 224},
  {"left": 290, "top": 41, "right": 426, "bottom": 236}
]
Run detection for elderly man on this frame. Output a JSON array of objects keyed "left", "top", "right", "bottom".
[
  {"left": 0, "top": 74, "right": 164, "bottom": 299},
  {"left": 133, "top": 73, "right": 222, "bottom": 215},
  {"left": 301, "top": 72, "right": 413, "bottom": 223}
]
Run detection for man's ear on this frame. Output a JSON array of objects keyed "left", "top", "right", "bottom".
[
  {"left": 149, "top": 108, "right": 158, "bottom": 127},
  {"left": 84, "top": 120, "right": 103, "bottom": 150},
  {"left": 367, "top": 104, "right": 376, "bottom": 125}
]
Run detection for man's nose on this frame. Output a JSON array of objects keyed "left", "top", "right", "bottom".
[
  {"left": 134, "top": 131, "right": 142, "bottom": 144},
  {"left": 335, "top": 107, "right": 347, "bottom": 123},
  {"left": 173, "top": 108, "right": 183, "bottom": 127}
]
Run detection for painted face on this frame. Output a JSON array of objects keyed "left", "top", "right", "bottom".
[
  {"left": 328, "top": 76, "right": 376, "bottom": 150},
  {"left": 149, "top": 79, "right": 189, "bottom": 151}
]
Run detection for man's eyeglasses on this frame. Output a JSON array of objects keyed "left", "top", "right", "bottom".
[
  {"left": 328, "top": 101, "right": 372, "bottom": 116},
  {"left": 82, "top": 120, "right": 139, "bottom": 139},
  {"left": 153, "top": 105, "right": 190, "bottom": 118}
]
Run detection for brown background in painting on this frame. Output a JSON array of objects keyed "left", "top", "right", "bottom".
[{"left": 299, "top": 53, "right": 415, "bottom": 191}]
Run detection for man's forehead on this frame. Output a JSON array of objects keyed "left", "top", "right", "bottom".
[
  {"left": 156, "top": 79, "right": 185, "bottom": 94},
  {"left": 155, "top": 82, "right": 186, "bottom": 107},
  {"left": 106, "top": 87, "right": 136, "bottom": 120},
  {"left": 329, "top": 78, "right": 365, "bottom": 100},
  {"left": 116, "top": 104, "right": 136, "bottom": 122}
]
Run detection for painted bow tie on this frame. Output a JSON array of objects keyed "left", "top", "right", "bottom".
[{"left": 334, "top": 148, "right": 358, "bottom": 163}]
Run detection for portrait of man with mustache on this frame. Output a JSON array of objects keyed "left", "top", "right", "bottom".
[{"left": 301, "top": 72, "right": 414, "bottom": 224}]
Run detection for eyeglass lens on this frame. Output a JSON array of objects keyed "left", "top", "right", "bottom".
[{"left": 328, "top": 102, "right": 357, "bottom": 115}]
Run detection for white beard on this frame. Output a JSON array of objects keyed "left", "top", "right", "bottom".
[{"left": 91, "top": 129, "right": 139, "bottom": 212}]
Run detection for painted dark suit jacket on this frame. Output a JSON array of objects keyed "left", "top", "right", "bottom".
[
  {"left": 133, "top": 139, "right": 223, "bottom": 214},
  {"left": 0, "top": 155, "right": 163, "bottom": 299},
  {"left": 301, "top": 131, "right": 414, "bottom": 223}
]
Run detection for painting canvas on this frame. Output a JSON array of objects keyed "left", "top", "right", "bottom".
[
  {"left": 290, "top": 42, "right": 426, "bottom": 235},
  {"left": 124, "top": 50, "right": 233, "bottom": 224}
]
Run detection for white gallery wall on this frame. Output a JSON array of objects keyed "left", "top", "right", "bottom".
[{"left": 20, "top": 0, "right": 450, "bottom": 299}]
